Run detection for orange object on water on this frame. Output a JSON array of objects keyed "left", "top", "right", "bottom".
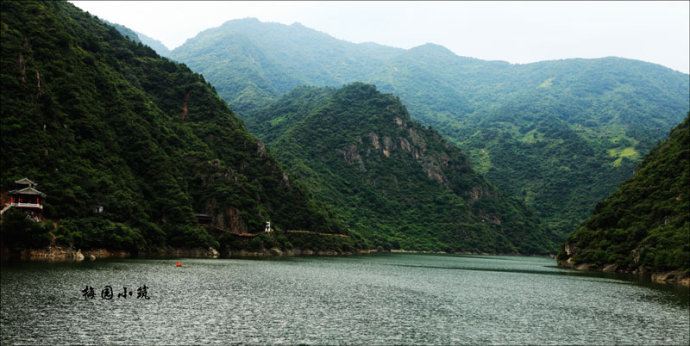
[{"left": 175, "top": 261, "right": 183, "bottom": 267}]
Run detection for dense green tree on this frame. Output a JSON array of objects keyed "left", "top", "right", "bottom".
[
  {"left": 252, "top": 83, "right": 556, "bottom": 253},
  {"left": 171, "top": 19, "right": 690, "bottom": 238},
  {"left": 0, "top": 1, "right": 337, "bottom": 252},
  {"left": 559, "top": 115, "right": 689, "bottom": 272},
  {"left": 110, "top": 22, "right": 171, "bottom": 57}
]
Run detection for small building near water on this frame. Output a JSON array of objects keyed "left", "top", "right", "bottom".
[{"left": 1, "top": 178, "right": 46, "bottom": 220}]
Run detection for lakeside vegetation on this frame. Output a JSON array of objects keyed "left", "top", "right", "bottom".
[
  {"left": 1, "top": 2, "right": 687, "bottom": 267},
  {"left": 171, "top": 18, "right": 689, "bottom": 238},
  {"left": 559, "top": 115, "right": 690, "bottom": 273},
  {"left": 0, "top": 1, "right": 340, "bottom": 254}
]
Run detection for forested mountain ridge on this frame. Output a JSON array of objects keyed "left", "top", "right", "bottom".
[
  {"left": 110, "top": 22, "right": 171, "bottom": 57},
  {"left": 559, "top": 114, "right": 690, "bottom": 277},
  {"left": 0, "top": 1, "right": 338, "bottom": 253},
  {"left": 251, "top": 83, "right": 555, "bottom": 253},
  {"left": 171, "top": 18, "right": 402, "bottom": 112},
  {"left": 170, "top": 18, "right": 690, "bottom": 237},
  {"left": 136, "top": 32, "right": 171, "bottom": 57}
]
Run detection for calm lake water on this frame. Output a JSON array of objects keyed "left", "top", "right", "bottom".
[{"left": 1, "top": 254, "right": 688, "bottom": 345}]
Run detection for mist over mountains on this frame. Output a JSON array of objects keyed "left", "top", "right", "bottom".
[
  {"left": 2, "top": 6, "right": 689, "bottom": 344},
  {"left": 2, "top": 5, "right": 688, "bottom": 259},
  {"left": 168, "top": 18, "right": 689, "bottom": 237}
]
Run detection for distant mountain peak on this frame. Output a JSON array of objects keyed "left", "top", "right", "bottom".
[
  {"left": 409, "top": 42, "right": 455, "bottom": 55},
  {"left": 108, "top": 21, "right": 171, "bottom": 57},
  {"left": 411, "top": 42, "right": 450, "bottom": 51},
  {"left": 219, "top": 17, "right": 310, "bottom": 31},
  {"left": 170, "top": 15, "right": 690, "bottom": 241},
  {"left": 406, "top": 42, "right": 478, "bottom": 62},
  {"left": 223, "top": 17, "right": 261, "bottom": 24}
]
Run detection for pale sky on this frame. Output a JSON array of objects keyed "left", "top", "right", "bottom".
[{"left": 71, "top": 1, "right": 690, "bottom": 73}]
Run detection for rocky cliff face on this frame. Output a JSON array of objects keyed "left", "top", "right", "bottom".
[
  {"left": 170, "top": 18, "right": 690, "bottom": 239},
  {"left": 247, "top": 83, "right": 556, "bottom": 253}
]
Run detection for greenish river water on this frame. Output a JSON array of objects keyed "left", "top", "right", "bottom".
[{"left": 1, "top": 254, "right": 688, "bottom": 345}]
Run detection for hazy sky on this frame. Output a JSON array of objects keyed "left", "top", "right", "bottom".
[{"left": 71, "top": 1, "right": 689, "bottom": 73}]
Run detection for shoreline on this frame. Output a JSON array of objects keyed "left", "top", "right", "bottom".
[
  {"left": 0, "top": 245, "right": 548, "bottom": 263},
  {"left": 557, "top": 260, "right": 690, "bottom": 288},
  {"left": 0, "top": 245, "right": 386, "bottom": 262},
  {"left": 5, "top": 245, "right": 687, "bottom": 288}
]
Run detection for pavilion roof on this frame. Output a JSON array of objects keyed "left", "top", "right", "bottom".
[
  {"left": 9, "top": 186, "right": 46, "bottom": 197},
  {"left": 14, "top": 177, "right": 37, "bottom": 186}
]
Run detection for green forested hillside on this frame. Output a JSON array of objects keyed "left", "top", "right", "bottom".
[
  {"left": 171, "top": 19, "right": 690, "bottom": 237},
  {"left": 136, "top": 32, "right": 171, "bottom": 57},
  {"left": 559, "top": 115, "right": 689, "bottom": 273},
  {"left": 252, "top": 83, "right": 555, "bottom": 253},
  {"left": 0, "top": 1, "right": 337, "bottom": 253},
  {"left": 111, "top": 22, "right": 171, "bottom": 57}
]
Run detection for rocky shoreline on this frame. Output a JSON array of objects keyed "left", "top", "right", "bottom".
[
  {"left": 0, "top": 246, "right": 217, "bottom": 262},
  {"left": 558, "top": 259, "right": 690, "bottom": 287},
  {"left": 9, "top": 246, "right": 688, "bottom": 288},
  {"left": 0, "top": 245, "right": 389, "bottom": 262},
  {"left": 1, "top": 245, "right": 554, "bottom": 263}
]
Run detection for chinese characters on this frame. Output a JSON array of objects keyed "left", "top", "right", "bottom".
[{"left": 81, "top": 285, "right": 150, "bottom": 300}]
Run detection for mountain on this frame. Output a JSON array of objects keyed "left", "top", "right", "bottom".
[
  {"left": 171, "top": 19, "right": 401, "bottom": 112},
  {"left": 109, "top": 22, "right": 140, "bottom": 41},
  {"left": 136, "top": 32, "right": 171, "bottom": 57},
  {"left": 0, "top": 1, "right": 338, "bottom": 253},
  {"left": 170, "top": 19, "right": 690, "bottom": 237},
  {"left": 250, "top": 83, "right": 555, "bottom": 254},
  {"left": 559, "top": 115, "right": 689, "bottom": 276},
  {"left": 110, "top": 22, "right": 171, "bottom": 57}
]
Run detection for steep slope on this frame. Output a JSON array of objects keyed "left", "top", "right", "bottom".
[
  {"left": 110, "top": 22, "right": 171, "bottom": 57},
  {"left": 253, "top": 83, "right": 554, "bottom": 254},
  {"left": 559, "top": 115, "right": 689, "bottom": 277},
  {"left": 136, "top": 32, "right": 171, "bottom": 57},
  {"left": 170, "top": 19, "right": 690, "bottom": 237},
  {"left": 0, "top": 1, "right": 336, "bottom": 253}
]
